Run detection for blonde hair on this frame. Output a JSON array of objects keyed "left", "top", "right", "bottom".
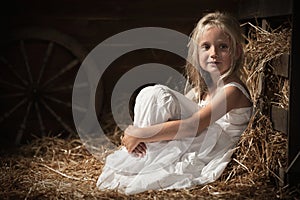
[{"left": 184, "top": 11, "right": 244, "bottom": 102}]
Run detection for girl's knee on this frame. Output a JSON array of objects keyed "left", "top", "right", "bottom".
[
  {"left": 136, "top": 84, "right": 172, "bottom": 106},
  {"left": 133, "top": 84, "right": 180, "bottom": 125},
  {"left": 129, "top": 83, "right": 157, "bottom": 119}
]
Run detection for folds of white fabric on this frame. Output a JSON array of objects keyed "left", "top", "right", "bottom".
[{"left": 97, "top": 83, "right": 252, "bottom": 195}]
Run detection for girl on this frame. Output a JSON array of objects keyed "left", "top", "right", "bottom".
[{"left": 97, "top": 11, "right": 253, "bottom": 195}]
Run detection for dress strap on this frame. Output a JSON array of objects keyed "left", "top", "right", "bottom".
[{"left": 223, "top": 82, "right": 251, "bottom": 100}]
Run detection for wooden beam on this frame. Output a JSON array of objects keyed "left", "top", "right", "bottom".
[
  {"left": 271, "top": 53, "right": 290, "bottom": 78},
  {"left": 238, "top": 0, "right": 293, "bottom": 19},
  {"left": 271, "top": 105, "right": 288, "bottom": 134},
  {"left": 287, "top": 0, "right": 300, "bottom": 187}
]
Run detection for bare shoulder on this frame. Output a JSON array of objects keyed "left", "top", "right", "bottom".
[{"left": 223, "top": 78, "right": 252, "bottom": 109}]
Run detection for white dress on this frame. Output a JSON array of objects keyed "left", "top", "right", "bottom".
[{"left": 97, "top": 83, "right": 252, "bottom": 195}]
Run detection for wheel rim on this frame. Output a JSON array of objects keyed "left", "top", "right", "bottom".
[{"left": 0, "top": 27, "right": 103, "bottom": 146}]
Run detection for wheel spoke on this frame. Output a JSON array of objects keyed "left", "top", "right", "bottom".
[
  {"left": 0, "top": 98, "right": 27, "bottom": 123},
  {"left": 45, "top": 82, "right": 89, "bottom": 92},
  {"left": 44, "top": 95, "right": 87, "bottom": 113},
  {"left": 15, "top": 101, "right": 32, "bottom": 145},
  {"left": 0, "top": 92, "right": 25, "bottom": 99},
  {"left": 20, "top": 40, "right": 34, "bottom": 83},
  {"left": 40, "top": 99, "right": 75, "bottom": 135},
  {"left": 42, "top": 59, "right": 79, "bottom": 88},
  {"left": 37, "top": 42, "right": 54, "bottom": 84},
  {"left": 0, "top": 56, "right": 28, "bottom": 86},
  {"left": 44, "top": 95, "right": 71, "bottom": 108},
  {"left": 35, "top": 102, "right": 46, "bottom": 136},
  {"left": 45, "top": 84, "right": 73, "bottom": 92},
  {"left": 0, "top": 79, "right": 26, "bottom": 90}
]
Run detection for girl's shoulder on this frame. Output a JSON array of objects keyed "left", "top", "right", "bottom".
[
  {"left": 223, "top": 77, "right": 249, "bottom": 95},
  {"left": 223, "top": 76, "right": 245, "bottom": 86},
  {"left": 224, "top": 82, "right": 250, "bottom": 99},
  {"left": 223, "top": 81, "right": 252, "bottom": 109}
]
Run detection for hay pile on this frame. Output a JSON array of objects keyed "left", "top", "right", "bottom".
[{"left": 1, "top": 21, "right": 299, "bottom": 199}]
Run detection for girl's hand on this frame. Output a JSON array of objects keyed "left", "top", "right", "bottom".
[
  {"left": 132, "top": 142, "right": 147, "bottom": 157},
  {"left": 122, "top": 126, "right": 146, "bottom": 153}
]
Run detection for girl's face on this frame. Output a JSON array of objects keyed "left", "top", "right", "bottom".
[{"left": 198, "top": 27, "right": 233, "bottom": 76}]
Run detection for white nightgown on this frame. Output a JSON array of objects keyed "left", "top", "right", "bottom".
[{"left": 97, "top": 83, "right": 252, "bottom": 195}]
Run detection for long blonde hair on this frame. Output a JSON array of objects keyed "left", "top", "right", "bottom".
[{"left": 184, "top": 11, "right": 244, "bottom": 102}]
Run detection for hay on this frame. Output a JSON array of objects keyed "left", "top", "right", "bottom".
[
  {"left": 0, "top": 136, "right": 281, "bottom": 200},
  {"left": 1, "top": 21, "right": 299, "bottom": 199},
  {"left": 240, "top": 21, "right": 291, "bottom": 109}
]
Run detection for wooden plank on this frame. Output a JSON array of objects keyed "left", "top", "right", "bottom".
[
  {"left": 287, "top": 4, "right": 300, "bottom": 187},
  {"left": 271, "top": 105, "right": 288, "bottom": 134},
  {"left": 271, "top": 53, "right": 290, "bottom": 78},
  {"left": 3, "top": 0, "right": 238, "bottom": 20},
  {"left": 238, "top": 0, "right": 293, "bottom": 20}
]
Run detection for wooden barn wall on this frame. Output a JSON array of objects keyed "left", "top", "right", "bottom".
[
  {"left": 287, "top": 1, "right": 299, "bottom": 187},
  {"left": 238, "top": 0, "right": 298, "bottom": 187},
  {"left": 0, "top": 0, "right": 238, "bottom": 145},
  {"left": 2, "top": 0, "right": 239, "bottom": 53}
]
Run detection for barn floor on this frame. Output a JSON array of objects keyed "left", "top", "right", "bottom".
[{"left": 0, "top": 132, "right": 298, "bottom": 200}]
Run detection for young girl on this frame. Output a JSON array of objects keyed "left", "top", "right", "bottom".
[{"left": 97, "top": 11, "right": 253, "bottom": 195}]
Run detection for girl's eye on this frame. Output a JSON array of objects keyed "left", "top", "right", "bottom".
[
  {"left": 201, "top": 43, "right": 210, "bottom": 50},
  {"left": 219, "top": 44, "right": 229, "bottom": 49}
]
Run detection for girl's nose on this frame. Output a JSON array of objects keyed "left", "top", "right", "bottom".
[{"left": 210, "top": 46, "right": 218, "bottom": 58}]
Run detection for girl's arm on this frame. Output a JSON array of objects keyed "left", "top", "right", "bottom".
[
  {"left": 122, "top": 85, "right": 250, "bottom": 153},
  {"left": 122, "top": 104, "right": 209, "bottom": 153}
]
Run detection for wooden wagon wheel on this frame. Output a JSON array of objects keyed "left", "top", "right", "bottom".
[{"left": 0, "top": 27, "right": 103, "bottom": 146}]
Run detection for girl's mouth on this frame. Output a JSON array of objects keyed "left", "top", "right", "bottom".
[{"left": 207, "top": 61, "right": 220, "bottom": 65}]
